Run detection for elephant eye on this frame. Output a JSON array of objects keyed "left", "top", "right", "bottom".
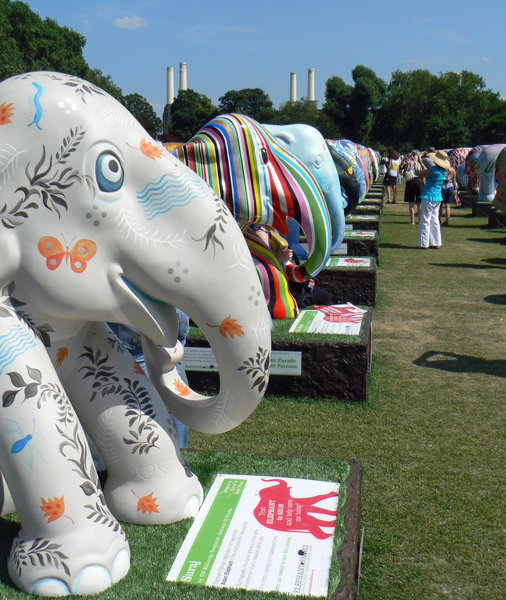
[
  {"left": 314, "top": 155, "right": 323, "bottom": 168},
  {"left": 260, "top": 147, "right": 269, "bottom": 165},
  {"left": 96, "top": 152, "right": 124, "bottom": 192}
]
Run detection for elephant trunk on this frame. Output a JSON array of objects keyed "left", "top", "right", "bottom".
[{"left": 140, "top": 270, "right": 271, "bottom": 434}]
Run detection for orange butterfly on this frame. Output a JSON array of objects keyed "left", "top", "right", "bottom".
[{"left": 38, "top": 236, "right": 97, "bottom": 273}]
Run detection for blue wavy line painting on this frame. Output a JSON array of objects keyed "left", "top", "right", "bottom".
[
  {"left": 137, "top": 171, "right": 209, "bottom": 221},
  {"left": 0, "top": 326, "right": 37, "bottom": 377},
  {"left": 27, "top": 82, "right": 44, "bottom": 130}
]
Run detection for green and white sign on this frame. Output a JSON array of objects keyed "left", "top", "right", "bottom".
[
  {"left": 289, "top": 304, "right": 366, "bottom": 335},
  {"left": 167, "top": 474, "right": 339, "bottom": 597}
]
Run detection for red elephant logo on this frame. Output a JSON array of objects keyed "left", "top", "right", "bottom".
[
  {"left": 314, "top": 305, "right": 364, "bottom": 324},
  {"left": 253, "top": 478, "right": 338, "bottom": 540}
]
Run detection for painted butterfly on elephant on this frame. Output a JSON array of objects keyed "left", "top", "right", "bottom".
[{"left": 38, "top": 235, "right": 97, "bottom": 273}]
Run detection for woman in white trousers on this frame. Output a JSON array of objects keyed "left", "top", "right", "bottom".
[{"left": 414, "top": 151, "right": 451, "bottom": 249}]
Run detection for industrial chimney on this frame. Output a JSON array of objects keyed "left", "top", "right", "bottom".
[
  {"left": 179, "top": 62, "right": 188, "bottom": 91},
  {"left": 307, "top": 68, "right": 317, "bottom": 107},
  {"left": 290, "top": 72, "right": 297, "bottom": 103},
  {"left": 162, "top": 65, "right": 179, "bottom": 136},
  {"left": 166, "top": 67, "right": 175, "bottom": 106}
]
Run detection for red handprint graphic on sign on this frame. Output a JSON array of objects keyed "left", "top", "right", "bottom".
[
  {"left": 314, "top": 305, "right": 364, "bottom": 324},
  {"left": 253, "top": 478, "right": 338, "bottom": 540}
]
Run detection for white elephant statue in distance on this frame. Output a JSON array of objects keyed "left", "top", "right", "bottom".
[{"left": 0, "top": 72, "right": 271, "bottom": 596}]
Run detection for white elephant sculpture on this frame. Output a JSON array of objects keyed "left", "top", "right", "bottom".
[
  {"left": 0, "top": 72, "right": 271, "bottom": 596},
  {"left": 475, "top": 144, "right": 506, "bottom": 202}
]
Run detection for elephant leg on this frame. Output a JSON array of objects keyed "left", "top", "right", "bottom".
[
  {"left": 56, "top": 322, "right": 203, "bottom": 525},
  {"left": 0, "top": 312, "right": 130, "bottom": 596}
]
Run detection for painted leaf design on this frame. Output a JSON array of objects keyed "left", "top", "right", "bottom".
[
  {"left": 40, "top": 496, "right": 65, "bottom": 523},
  {"left": 7, "top": 372, "right": 26, "bottom": 388},
  {"left": 56, "top": 347, "right": 69, "bottom": 367},
  {"left": 173, "top": 378, "right": 190, "bottom": 396},
  {"left": 207, "top": 315, "right": 244, "bottom": 339},
  {"left": 133, "top": 361, "right": 145, "bottom": 376},
  {"left": 140, "top": 139, "right": 163, "bottom": 160},
  {"left": 2, "top": 390, "right": 18, "bottom": 407},
  {"left": 0, "top": 102, "right": 14, "bottom": 126},
  {"left": 136, "top": 492, "right": 160, "bottom": 514}
]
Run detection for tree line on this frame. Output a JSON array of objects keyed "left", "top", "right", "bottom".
[{"left": 2, "top": 0, "right": 505, "bottom": 151}]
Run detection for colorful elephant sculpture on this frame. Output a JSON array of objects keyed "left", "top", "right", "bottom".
[
  {"left": 265, "top": 123, "right": 346, "bottom": 256},
  {"left": 0, "top": 72, "right": 271, "bottom": 596},
  {"left": 326, "top": 143, "right": 361, "bottom": 216},
  {"left": 174, "top": 114, "right": 332, "bottom": 319},
  {"left": 465, "top": 145, "right": 486, "bottom": 195},
  {"left": 475, "top": 144, "right": 506, "bottom": 202}
]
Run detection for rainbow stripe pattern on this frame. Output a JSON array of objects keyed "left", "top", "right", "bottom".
[{"left": 175, "top": 114, "right": 331, "bottom": 319}]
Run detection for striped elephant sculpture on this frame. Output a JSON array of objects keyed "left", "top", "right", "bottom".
[{"left": 174, "top": 114, "right": 332, "bottom": 319}]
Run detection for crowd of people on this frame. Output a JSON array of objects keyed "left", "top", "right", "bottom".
[{"left": 381, "top": 147, "right": 458, "bottom": 249}]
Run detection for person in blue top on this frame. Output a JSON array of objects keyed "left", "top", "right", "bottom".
[{"left": 414, "top": 150, "right": 451, "bottom": 249}]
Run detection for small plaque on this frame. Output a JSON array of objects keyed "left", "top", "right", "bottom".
[
  {"left": 348, "top": 231, "right": 375, "bottom": 237},
  {"left": 326, "top": 257, "right": 372, "bottom": 268},
  {"left": 289, "top": 304, "right": 367, "bottom": 336},
  {"left": 182, "top": 348, "right": 301, "bottom": 376}
]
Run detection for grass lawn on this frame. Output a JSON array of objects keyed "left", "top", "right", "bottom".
[
  {"left": 0, "top": 192, "right": 504, "bottom": 599},
  {"left": 189, "top": 196, "right": 506, "bottom": 600}
]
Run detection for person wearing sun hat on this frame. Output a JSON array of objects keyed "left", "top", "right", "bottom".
[{"left": 413, "top": 150, "right": 451, "bottom": 249}]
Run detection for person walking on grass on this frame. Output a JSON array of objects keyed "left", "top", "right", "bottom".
[
  {"left": 383, "top": 150, "right": 401, "bottom": 203},
  {"left": 440, "top": 164, "right": 458, "bottom": 226},
  {"left": 414, "top": 150, "right": 451, "bottom": 249},
  {"left": 402, "top": 149, "right": 424, "bottom": 224}
]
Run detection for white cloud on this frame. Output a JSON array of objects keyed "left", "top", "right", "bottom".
[
  {"left": 113, "top": 15, "right": 147, "bottom": 29},
  {"left": 482, "top": 57, "right": 491, "bottom": 62}
]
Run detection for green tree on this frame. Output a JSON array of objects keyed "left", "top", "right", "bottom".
[
  {"left": 373, "top": 69, "right": 438, "bottom": 151},
  {"left": 123, "top": 92, "right": 163, "bottom": 138},
  {"left": 374, "top": 69, "right": 501, "bottom": 150},
  {"left": 168, "top": 89, "right": 217, "bottom": 141},
  {"left": 323, "top": 66, "right": 386, "bottom": 145},
  {"left": 347, "top": 65, "right": 386, "bottom": 145},
  {"left": 0, "top": 0, "right": 24, "bottom": 79},
  {"left": 270, "top": 99, "right": 340, "bottom": 139},
  {"left": 322, "top": 75, "right": 352, "bottom": 136},
  {"left": 218, "top": 88, "right": 274, "bottom": 121},
  {"left": 2, "top": 0, "right": 88, "bottom": 76}
]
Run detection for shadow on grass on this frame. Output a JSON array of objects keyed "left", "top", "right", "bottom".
[
  {"left": 414, "top": 351, "right": 506, "bottom": 378},
  {"left": 467, "top": 236, "right": 506, "bottom": 244},
  {"left": 484, "top": 294, "right": 506, "bottom": 305},
  {"left": 380, "top": 243, "right": 418, "bottom": 249},
  {"left": 430, "top": 260, "right": 506, "bottom": 269}
]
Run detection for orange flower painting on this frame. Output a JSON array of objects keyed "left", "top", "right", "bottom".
[
  {"left": 133, "top": 361, "right": 146, "bottom": 376},
  {"left": 56, "top": 347, "right": 69, "bottom": 368},
  {"left": 140, "top": 139, "right": 164, "bottom": 160},
  {"left": 206, "top": 315, "right": 244, "bottom": 339},
  {"left": 173, "top": 378, "right": 191, "bottom": 396},
  {"left": 0, "top": 102, "right": 14, "bottom": 126},
  {"left": 40, "top": 496, "right": 75, "bottom": 525},
  {"left": 134, "top": 491, "right": 160, "bottom": 514}
]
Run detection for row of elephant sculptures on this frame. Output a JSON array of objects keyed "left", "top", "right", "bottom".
[
  {"left": 446, "top": 144, "right": 506, "bottom": 203},
  {"left": 0, "top": 70, "right": 380, "bottom": 596}
]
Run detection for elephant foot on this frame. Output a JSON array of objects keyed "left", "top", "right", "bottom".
[
  {"left": 8, "top": 528, "right": 130, "bottom": 597},
  {"left": 105, "top": 460, "right": 204, "bottom": 524}
]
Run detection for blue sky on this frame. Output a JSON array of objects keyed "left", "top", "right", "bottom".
[{"left": 23, "top": 0, "right": 506, "bottom": 119}]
